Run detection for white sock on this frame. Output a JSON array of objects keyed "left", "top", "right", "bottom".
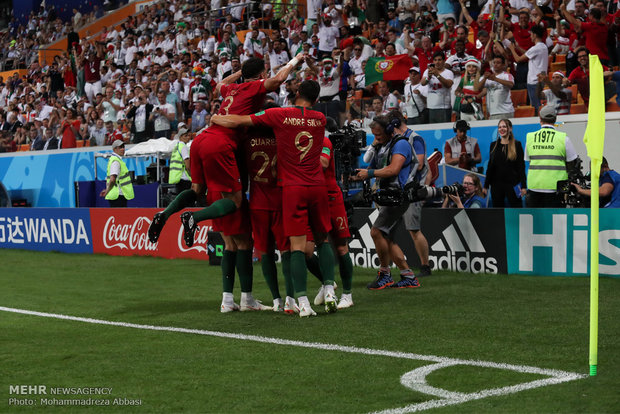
[
  {"left": 324, "top": 284, "right": 335, "bottom": 297},
  {"left": 286, "top": 296, "right": 296, "bottom": 304},
  {"left": 222, "top": 292, "right": 234, "bottom": 303},
  {"left": 241, "top": 292, "right": 253, "bottom": 303},
  {"left": 341, "top": 293, "right": 352, "bottom": 301}
]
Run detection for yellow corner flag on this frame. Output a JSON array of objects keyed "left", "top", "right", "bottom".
[{"left": 584, "top": 55, "right": 606, "bottom": 376}]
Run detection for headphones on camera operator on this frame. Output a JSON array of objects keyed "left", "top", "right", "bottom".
[{"left": 368, "top": 114, "right": 419, "bottom": 206}]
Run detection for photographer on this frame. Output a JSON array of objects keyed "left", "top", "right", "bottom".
[
  {"left": 572, "top": 157, "right": 620, "bottom": 208},
  {"left": 352, "top": 115, "right": 421, "bottom": 290},
  {"left": 442, "top": 174, "right": 486, "bottom": 208},
  {"left": 525, "top": 105, "right": 578, "bottom": 207}
]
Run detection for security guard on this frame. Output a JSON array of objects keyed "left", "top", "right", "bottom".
[
  {"left": 100, "top": 139, "right": 134, "bottom": 207},
  {"left": 168, "top": 125, "right": 192, "bottom": 193},
  {"left": 525, "top": 105, "right": 578, "bottom": 207}
]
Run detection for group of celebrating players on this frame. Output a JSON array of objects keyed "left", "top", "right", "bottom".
[{"left": 146, "top": 52, "right": 354, "bottom": 317}]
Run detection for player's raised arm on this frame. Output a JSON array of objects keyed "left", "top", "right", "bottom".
[
  {"left": 211, "top": 114, "right": 254, "bottom": 128},
  {"left": 264, "top": 52, "right": 305, "bottom": 92},
  {"left": 214, "top": 70, "right": 243, "bottom": 98}
]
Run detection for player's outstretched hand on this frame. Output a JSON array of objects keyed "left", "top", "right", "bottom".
[{"left": 295, "top": 52, "right": 305, "bottom": 63}]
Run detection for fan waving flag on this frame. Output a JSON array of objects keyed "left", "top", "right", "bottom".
[{"left": 365, "top": 54, "right": 413, "bottom": 85}]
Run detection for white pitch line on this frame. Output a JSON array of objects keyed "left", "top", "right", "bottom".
[{"left": 0, "top": 306, "right": 587, "bottom": 413}]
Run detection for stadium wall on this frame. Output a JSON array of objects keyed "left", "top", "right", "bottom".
[{"left": 1, "top": 207, "right": 619, "bottom": 277}]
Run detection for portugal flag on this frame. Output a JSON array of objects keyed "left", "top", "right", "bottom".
[{"left": 365, "top": 54, "right": 413, "bottom": 85}]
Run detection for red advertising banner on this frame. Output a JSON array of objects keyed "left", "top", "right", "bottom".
[{"left": 89, "top": 208, "right": 213, "bottom": 261}]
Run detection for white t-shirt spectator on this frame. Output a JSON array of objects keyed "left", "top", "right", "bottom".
[
  {"left": 153, "top": 54, "right": 169, "bottom": 66},
  {"left": 525, "top": 42, "right": 549, "bottom": 85},
  {"left": 102, "top": 98, "right": 121, "bottom": 123},
  {"left": 153, "top": 103, "right": 175, "bottom": 131},
  {"left": 124, "top": 45, "right": 138, "bottom": 66},
  {"left": 403, "top": 81, "right": 428, "bottom": 118},
  {"left": 318, "top": 23, "right": 339, "bottom": 53},
  {"left": 382, "top": 93, "right": 399, "bottom": 113},
  {"left": 268, "top": 50, "right": 289, "bottom": 77},
  {"left": 349, "top": 54, "right": 367, "bottom": 75},
  {"left": 323, "top": 5, "right": 344, "bottom": 28},
  {"left": 542, "top": 88, "right": 572, "bottom": 115},
  {"left": 307, "top": 0, "right": 322, "bottom": 21},
  {"left": 485, "top": 72, "right": 515, "bottom": 115},
  {"left": 134, "top": 104, "right": 148, "bottom": 132},
  {"left": 423, "top": 68, "right": 454, "bottom": 109}
]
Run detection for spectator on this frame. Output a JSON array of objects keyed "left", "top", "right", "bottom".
[
  {"left": 525, "top": 105, "right": 578, "bottom": 208},
  {"left": 421, "top": 51, "right": 454, "bottom": 123},
  {"left": 476, "top": 54, "right": 515, "bottom": 120},
  {"left": 484, "top": 118, "right": 527, "bottom": 207},
  {"left": 444, "top": 119, "right": 482, "bottom": 171},
  {"left": 150, "top": 90, "right": 175, "bottom": 138},
  {"left": 60, "top": 108, "right": 80, "bottom": 149},
  {"left": 538, "top": 71, "right": 572, "bottom": 115},
  {"left": 507, "top": 24, "right": 548, "bottom": 115},
  {"left": 402, "top": 66, "right": 428, "bottom": 124},
  {"left": 572, "top": 157, "right": 620, "bottom": 208},
  {"left": 561, "top": 3, "right": 610, "bottom": 65},
  {"left": 454, "top": 58, "right": 484, "bottom": 122},
  {"left": 89, "top": 118, "right": 107, "bottom": 147},
  {"left": 191, "top": 100, "right": 208, "bottom": 132},
  {"left": 442, "top": 173, "right": 486, "bottom": 208}
]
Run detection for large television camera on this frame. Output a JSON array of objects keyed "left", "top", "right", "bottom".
[
  {"left": 365, "top": 180, "right": 464, "bottom": 207},
  {"left": 329, "top": 123, "right": 366, "bottom": 196},
  {"left": 557, "top": 156, "right": 590, "bottom": 208}
]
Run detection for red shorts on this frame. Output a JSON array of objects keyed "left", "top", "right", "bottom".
[
  {"left": 327, "top": 190, "right": 351, "bottom": 240},
  {"left": 282, "top": 185, "right": 331, "bottom": 237},
  {"left": 251, "top": 209, "right": 290, "bottom": 253},
  {"left": 207, "top": 191, "right": 251, "bottom": 236},
  {"left": 190, "top": 130, "right": 241, "bottom": 193}
]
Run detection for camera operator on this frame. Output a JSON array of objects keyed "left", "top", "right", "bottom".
[
  {"left": 525, "top": 105, "right": 578, "bottom": 207},
  {"left": 442, "top": 173, "right": 486, "bottom": 208},
  {"left": 572, "top": 157, "right": 620, "bottom": 208},
  {"left": 388, "top": 110, "right": 432, "bottom": 278},
  {"left": 352, "top": 115, "right": 421, "bottom": 290}
]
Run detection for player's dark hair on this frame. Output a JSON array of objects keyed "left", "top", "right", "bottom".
[
  {"left": 242, "top": 57, "right": 265, "bottom": 79},
  {"left": 590, "top": 8, "right": 602, "bottom": 20},
  {"left": 298, "top": 80, "right": 320, "bottom": 103},
  {"left": 263, "top": 101, "right": 280, "bottom": 110}
]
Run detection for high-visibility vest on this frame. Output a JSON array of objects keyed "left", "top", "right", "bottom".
[
  {"left": 526, "top": 127, "right": 568, "bottom": 191},
  {"left": 105, "top": 155, "right": 135, "bottom": 200},
  {"left": 168, "top": 141, "right": 191, "bottom": 184}
]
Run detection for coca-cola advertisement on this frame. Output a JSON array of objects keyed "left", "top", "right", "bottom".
[{"left": 90, "top": 208, "right": 213, "bottom": 260}]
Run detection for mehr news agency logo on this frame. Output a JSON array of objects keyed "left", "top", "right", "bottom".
[{"left": 8, "top": 385, "right": 142, "bottom": 407}]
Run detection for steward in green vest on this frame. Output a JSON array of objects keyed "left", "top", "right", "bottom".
[
  {"left": 100, "top": 139, "right": 134, "bottom": 208},
  {"left": 168, "top": 126, "right": 192, "bottom": 193},
  {"left": 525, "top": 105, "right": 578, "bottom": 208}
]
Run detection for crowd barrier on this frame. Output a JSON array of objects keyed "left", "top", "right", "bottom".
[{"left": 2, "top": 207, "right": 619, "bottom": 277}]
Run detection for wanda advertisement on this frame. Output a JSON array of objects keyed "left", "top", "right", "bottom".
[{"left": 90, "top": 208, "right": 213, "bottom": 261}]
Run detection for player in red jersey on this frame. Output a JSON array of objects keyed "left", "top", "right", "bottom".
[
  {"left": 148, "top": 55, "right": 303, "bottom": 313},
  {"left": 241, "top": 114, "right": 297, "bottom": 313},
  {"left": 308, "top": 135, "right": 354, "bottom": 309},
  {"left": 211, "top": 80, "right": 337, "bottom": 317}
]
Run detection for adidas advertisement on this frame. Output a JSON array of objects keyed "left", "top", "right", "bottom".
[{"left": 421, "top": 209, "right": 507, "bottom": 274}]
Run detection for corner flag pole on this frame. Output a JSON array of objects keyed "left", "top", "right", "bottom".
[{"left": 583, "top": 55, "right": 605, "bottom": 376}]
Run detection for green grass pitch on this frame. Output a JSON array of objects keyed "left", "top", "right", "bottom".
[{"left": 1, "top": 250, "right": 620, "bottom": 413}]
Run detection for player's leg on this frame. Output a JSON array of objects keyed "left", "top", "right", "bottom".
[
  {"left": 305, "top": 239, "right": 323, "bottom": 284},
  {"left": 234, "top": 232, "right": 271, "bottom": 311},
  {"left": 333, "top": 238, "right": 354, "bottom": 309},
  {"left": 220, "top": 234, "right": 239, "bottom": 313},
  {"left": 148, "top": 133, "right": 208, "bottom": 243},
  {"left": 289, "top": 234, "right": 315, "bottom": 316},
  {"left": 252, "top": 209, "right": 282, "bottom": 311}
]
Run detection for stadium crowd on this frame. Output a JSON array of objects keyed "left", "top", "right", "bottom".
[{"left": 1, "top": 0, "right": 620, "bottom": 154}]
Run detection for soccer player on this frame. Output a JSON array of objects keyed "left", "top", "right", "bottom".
[
  {"left": 147, "top": 54, "right": 303, "bottom": 313},
  {"left": 311, "top": 134, "right": 354, "bottom": 309},
  {"left": 211, "top": 80, "right": 337, "bottom": 317},
  {"left": 242, "top": 108, "right": 297, "bottom": 314}
]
